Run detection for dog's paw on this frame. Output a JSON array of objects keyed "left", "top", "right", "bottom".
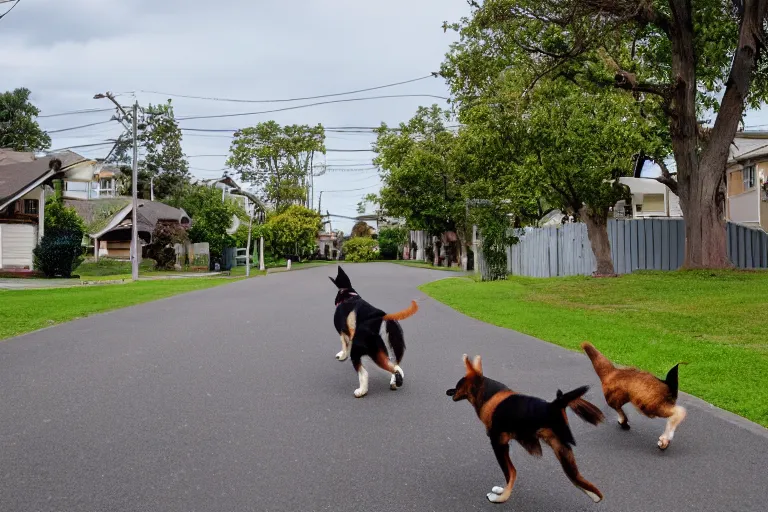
[
  {"left": 335, "top": 351, "right": 348, "bottom": 361},
  {"left": 584, "top": 489, "right": 602, "bottom": 503},
  {"left": 389, "top": 374, "right": 398, "bottom": 391},
  {"left": 491, "top": 486, "right": 504, "bottom": 495},
  {"left": 394, "top": 365, "right": 404, "bottom": 388},
  {"left": 354, "top": 388, "right": 367, "bottom": 398},
  {"left": 657, "top": 436, "right": 670, "bottom": 450},
  {"left": 486, "top": 492, "right": 507, "bottom": 504},
  {"left": 618, "top": 419, "right": 631, "bottom": 431}
]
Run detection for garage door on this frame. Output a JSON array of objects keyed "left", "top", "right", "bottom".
[{"left": 0, "top": 224, "right": 38, "bottom": 269}]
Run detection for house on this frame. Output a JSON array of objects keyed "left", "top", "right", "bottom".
[
  {"left": 65, "top": 198, "right": 191, "bottom": 260},
  {"left": 194, "top": 175, "right": 253, "bottom": 212},
  {"left": 0, "top": 152, "right": 99, "bottom": 270},
  {"left": 726, "top": 131, "right": 768, "bottom": 231},
  {"left": 615, "top": 177, "right": 683, "bottom": 219}
]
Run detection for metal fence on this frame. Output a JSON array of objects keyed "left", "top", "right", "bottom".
[{"left": 490, "top": 219, "right": 767, "bottom": 278}]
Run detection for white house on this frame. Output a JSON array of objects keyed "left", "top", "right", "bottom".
[
  {"left": 726, "top": 131, "right": 768, "bottom": 231},
  {"left": 617, "top": 177, "right": 683, "bottom": 218}
]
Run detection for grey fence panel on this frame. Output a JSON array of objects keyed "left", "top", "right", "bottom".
[{"left": 491, "top": 219, "right": 766, "bottom": 278}]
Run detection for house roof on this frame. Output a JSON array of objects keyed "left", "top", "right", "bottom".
[
  {"left": 0, "top": 149, "right": 37, "bottom": 167},
  {"left": 729, "top": 132, "right": 768, "bottom": 164},
  {"left": 70, "top": 197, "right": 191, "bottom": 238},
  {"left": 0, "top": 157, "right": 58, "bottom": 210}
]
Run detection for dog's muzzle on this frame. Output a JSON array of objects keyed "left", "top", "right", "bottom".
[{"left": 446, "top": 388, "right": 456, "bottom": 397}]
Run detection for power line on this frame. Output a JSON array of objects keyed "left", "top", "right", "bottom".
[
  {"left": 176, "top": 94, "right": 449, "bottom": 121},
  {"left": 319, "top": 184, "right": 380, "bottom": 193},
  {"left": 49, "top": 141, "right": 116, "bottom": 152},
  {"left": 38, "top": 107, "right": 114, "bottom": 118},
  {"left": 187, "top": 149, "right": 373, "bottom": 158},
  {"left": 45, "top": 119, "right": 114, "bottom": 134},
  {"left": 0, "top": 0, "right": 21, "bottom": 22},
  {"left": 140, "top": 74, "right": 438, "bottom": 103}
]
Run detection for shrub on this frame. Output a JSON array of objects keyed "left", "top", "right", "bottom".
[
  {"left": 146, "top": 222, "right": 188, "bottom": 270},
  {"left": 45, "top": 199, "right": 86, "bottom": 234},
  {"left": 33, "top": 229, "right": 85, "bottom": 278},
  {"left": 378, "top": 227, "right": 408, "bottom": 260},
  {"left": 343, "top": 237, "right": 379, "bottom": 262}
]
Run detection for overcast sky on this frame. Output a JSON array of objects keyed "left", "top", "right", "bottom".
[{"left": 0, "top": 0, "right": 469, "bottom": 232}]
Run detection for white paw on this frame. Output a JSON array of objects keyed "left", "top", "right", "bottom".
[
  {"left": 335, "top": 351, "right": 347, "bottom": 361},
  {"left": 491, "top": 486, "right": 504, "bottom": 495},
  {"left": 354, "top": 388, "right": 367, "bottom": 398},
  {"left": 486, "top": 492, "right": 506, "bottom": 504},
  {"left": 390, "top": 374, "right": 398, "bottom": 390},
  {"left": 394, "top": 365, "right": 404, "bottom": 379},
  {"left": 658, "top": 436, "right": 670, "bottom": 450}
]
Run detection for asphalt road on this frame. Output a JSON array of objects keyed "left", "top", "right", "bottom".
[{"left": 1, "top": 263, "right": 766, "bottom": 512}]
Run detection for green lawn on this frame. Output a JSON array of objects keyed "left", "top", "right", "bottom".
[
  {"left": 0, "top": 278, "right": 237, "bottom": 341},
  {"left": 421, "top": 271, "right": 768, "bottom": 427},
  {"left": 390, "top": 260, "right": 464, "bottom": 271}
]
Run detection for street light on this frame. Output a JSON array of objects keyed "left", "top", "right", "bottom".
[{"left": 95, "top": 92, "right": 140, "bottom": 282}]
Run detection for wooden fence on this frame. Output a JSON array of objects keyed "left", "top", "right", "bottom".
[{"left": 491, "top": 219, "right": 767, "bottom": 278}]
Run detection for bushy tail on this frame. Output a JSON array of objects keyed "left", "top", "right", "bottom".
[
  {"left": 664, "top": 362, "right": 688, "bottom": 401},
  {"left": 549, "top": 386, "right": 590, "bottom": 447},
  {"left": 580, "top": 342, "right": 615, "bottom": 380},
  {"left": 556, "top": 388, "right": 605, "bottom": 426},
  {"left": 383, "top": 300, "right": 419, "bottom": 321}
]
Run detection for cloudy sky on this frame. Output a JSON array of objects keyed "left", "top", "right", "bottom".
[{"left": 0, "top": 0, "right": 469, "bottom": 232}]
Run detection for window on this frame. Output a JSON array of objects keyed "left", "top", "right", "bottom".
[
  {"left": 743, "top": 165, "right": 756, "bottom": 190},
  {"left": 642, "top": 194, "right": 665, "bottom": 212},
  {"left": 23, "top": 199, "right": 38, "bottom": 215}
]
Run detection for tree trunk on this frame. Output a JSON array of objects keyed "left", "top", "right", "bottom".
[
  {"left": 677, "top": 161, "right": 730, "bottom": 268},
  {"left": 433, "top": 237, "right": 440, "bottom": 266},
  {"left": 580, "top": 206, "right": 615, "bottom": 276}
]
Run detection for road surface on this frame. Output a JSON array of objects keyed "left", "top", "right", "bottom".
[{"left": 0, "top": 263, "right": 766, "bottom": 511}]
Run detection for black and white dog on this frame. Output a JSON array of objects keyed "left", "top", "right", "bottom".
[{"left": 329, "top": 266, "right": 418, "bottom": 397}]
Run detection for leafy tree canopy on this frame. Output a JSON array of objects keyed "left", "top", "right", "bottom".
[{"left": 0, "top": 88, "right": 51, "bottom": 152}]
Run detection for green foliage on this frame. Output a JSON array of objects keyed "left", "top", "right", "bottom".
[
  {"left": 109, "top": 100, "right": 190, "bottom": 201},
  {"left": 227, "top": 121, "right": 325, "bottom": 210},
  {"left": 351, "top": 221, "right": 373, "bottom": 238},
  {"left": 264, "top": 205, "right": 321, "bottom": 258},
  {"left": 179, "top": 185, "right": 242, "bottom": 259},
  {"left": 44, "top": 198, "right": 86, "bottom": 235},
  {"left": 377, "top": 227, "right": 408, "bottom": 260},
  {"left": 146, "top": 222, "right": 189, "bottom": 270},
  {"left": 0, "top": 88, "right": 51, "bottom": 152},
  {"left": 343, "top": 237, "right": 379, "bottom": 263},
  {"left": 374, "top": 106, "right": 463, "bottom": 237},
  {"left": 33, "top": 231, "right": 85, "bottom": 278},
  {"left": 473, "top": 204, "right": 516, "bottom": 281}
]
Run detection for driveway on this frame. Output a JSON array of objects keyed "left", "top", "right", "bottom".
[{"left": 0, "top": 263, "right": 765, "bottom": 511}]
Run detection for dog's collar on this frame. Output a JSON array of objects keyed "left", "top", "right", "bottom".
[{"left": 335, "top": 290, "right": 358, "bottom": 306}]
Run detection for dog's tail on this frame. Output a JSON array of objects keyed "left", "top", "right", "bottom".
[
  {"left": 664, "top": 362, "right": 688, "bottom": 401},
  {"left": 548, "top": 386, "right": 591, "bottom": 447},
  {"left": 383, "top": 300, "right": 419, "bottom": 321},
  {"left": 580, "top": 342, "right": 614, "bottom": 380},
  {"left": 556, "top": 388, "right": 605, "bottom": 426}
]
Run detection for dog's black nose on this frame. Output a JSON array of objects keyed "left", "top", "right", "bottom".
[{"left": 446, "top": 389, "right": 456, "bottom": 396}]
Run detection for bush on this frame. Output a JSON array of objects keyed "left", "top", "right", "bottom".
[
  {"left": 378, "top": 227, "right": 408, "bottom": 260},
  {"left": 146, "top": 222, "right": 188, "bottom": 270},
  {"left": 343, "top": 237, "right": 379, "bottom": 262},
  {"left": 33, "top": 229, "right": 85, "bottom": 278},
  {"left": 45, "top": 199, "right": 86, "bottom": 234}
]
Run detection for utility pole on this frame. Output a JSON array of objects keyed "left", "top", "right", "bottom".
[
  {"left": 317, "top": 191, "right": 323, "bottom": 214},
  {"left": 94, "top": 92, "right": 139, "bottom": 281},
  {"left": 130, "top": 102, "right": 139, "bottom": 281},
  {"left": 150, "top": 176, "right": 155, "bottom": 201},
  {"left": 245, "top": 205, "right": 253, "bottom": 277}
]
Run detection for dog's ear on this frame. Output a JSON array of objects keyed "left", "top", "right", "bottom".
[
  {"left": 463, "top": 354, "right": 476, "bottom": 375},
  {"left": 334, "top": 266, "right": 352, "bottom": 289},
  {"left": 329, "top": 276, "right": 337, "bottom": 287},
  {"left": 472, "top": 355, "right": 483, "bottom": 375}
]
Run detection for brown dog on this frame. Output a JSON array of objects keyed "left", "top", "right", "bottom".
[
  {"left": 447, "top": 354, "right": 605, "bottom": 504},
  {"left": 581, "top": 342, "right": 687, "bottom": 450}
]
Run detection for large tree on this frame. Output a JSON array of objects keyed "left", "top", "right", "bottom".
[
  {"left": 442, "top": 0, "right": 768, "bottom": 269},
  {"left": 226, "top": 121, "right": 325, "bottom": 211},
  {"left": 506, "top": 78, "right": 664, "bottom": 274},
  {"left": 0, "top": 88, "right": 51, "bottom": 152},
  {"left": 110, "top": 100, "right": 190, "bottom": 201}
]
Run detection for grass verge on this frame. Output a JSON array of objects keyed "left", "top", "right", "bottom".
[
  {"left": 420, "top": 270, "right": 768, "bottom": 427},
  {"left": 0, "top": 278, "right": 236, "bottom": 341},
  {"left": 390, "top": 260, "right": 464, "bottom": 271}
]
